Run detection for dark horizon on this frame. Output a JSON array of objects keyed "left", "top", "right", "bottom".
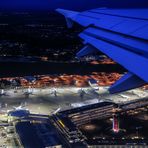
[{"left": 0, "top": 0, "right": 148, "bottom": 12}]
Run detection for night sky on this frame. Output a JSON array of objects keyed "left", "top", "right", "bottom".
[{"left": 0, "top": 0, "right": 148, "bottom": 11}]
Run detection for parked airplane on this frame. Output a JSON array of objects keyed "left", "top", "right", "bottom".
[
  {"left": 0, "top": 89, "right": 8, "bottom": 97},
  {"left": 12, "top": 103, "right": 28, "bottom": 111},
  {"left": 50, "top": 106, "right": 61, "bottom": 115},
  {"left": 23, "top": 86, "right": 34, "bottom": 97},
  {"left": 119, "top": 94, "right": 130, "bottom": 99},
  {"left": 88, "top": 79, "right": 99, "bottom": 91}
]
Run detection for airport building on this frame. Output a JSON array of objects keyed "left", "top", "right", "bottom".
[{"left": 51, "top": 99, "right": 148, "bottom": 147}]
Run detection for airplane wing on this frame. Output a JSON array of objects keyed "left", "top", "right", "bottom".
[{"left": 56, "top": 8, "right": 148, "bottom": 93}]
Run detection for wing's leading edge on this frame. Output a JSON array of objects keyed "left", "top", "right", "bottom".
[{"left": 56, "top": 8, "right": 148, "bottom": 93}]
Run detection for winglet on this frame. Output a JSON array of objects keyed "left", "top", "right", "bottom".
[{"left": 56, "top": 8, "right": 79, "bottom": 28}]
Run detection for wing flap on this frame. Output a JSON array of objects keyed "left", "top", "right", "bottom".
[
  {"left": 109, "top": 72, "right": 146, "bottom": 94},
  {"left": 79, "top": 32, "right": 148, "bottom": 82},
  {"left": 83, "top": 27, "right": 148, "bottom": 57},
  {"left": 76, "top": 44, "right": 98, "bottom": 58}
]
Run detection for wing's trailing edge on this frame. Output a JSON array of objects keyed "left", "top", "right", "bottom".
[
  {"left": 76, "top": 45, "right": 98, "bottom": 58},
  {"left": 109, "top": 72, "right": 146, "bottom": 94},
  {"left": 56, "top": 8, "right": 148, "bottom": 93}
]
